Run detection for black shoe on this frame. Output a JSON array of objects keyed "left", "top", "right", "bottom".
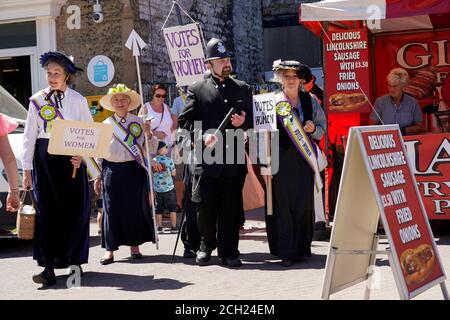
[
  {"left": 183, "top": 249, "right": 196, "bottom": 259},
  {"left": 32, "top": 269, "right": 56, "bottom": 286},
  {"left": 313, "top": 222, "right": 329, "bottom": 241},
  {"left": 195, "top": 249, "right": 211, "bottom": 266},
  {"left": 130, "top": 252, "right": 143, "bottom": 259},
  {"left": 221, "top": 257, "right": 243, "bottom": 267},
  {"left": 170, "top": 226, "right": 180, "bottom": 234},
  {"left": 100, "top": 256, "right": 114, "bottom": 265},
  {"left": 314, "top": 221, "right": 326, "bottom": 231}
]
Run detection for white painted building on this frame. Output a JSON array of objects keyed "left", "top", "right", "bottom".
[{"left": 0, "top": 0, "right": 68, "bottom": 105}]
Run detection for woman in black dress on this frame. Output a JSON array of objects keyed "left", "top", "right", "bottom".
[
  {"left": 94, "top": 84, "right": 157, "bottom": 265},
  {"left": 22, "top": 52, "right": 92, "bottom": 286},
  {"left": 265, "top": 60, "right": 326, "bottom": 267}
]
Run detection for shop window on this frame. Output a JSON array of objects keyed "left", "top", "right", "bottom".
[{"left": 0, "top": 21, "right": 36, "bottom": 49}]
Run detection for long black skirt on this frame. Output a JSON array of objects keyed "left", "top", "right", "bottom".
[
  {"left": 265, "top": 143, "right": 315, "bottom": 260},
  {"left": 101, "top": 160, "right": 155, "bottom": 251},
  {"left": 32, "top": 139, "right": 90, "bottom": 268}
]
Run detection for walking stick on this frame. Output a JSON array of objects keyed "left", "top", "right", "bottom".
[
  {"left": 171, "top": 204, "right": 186, "bottom": 263},
  {"left": 171, "top": 160, "right": 191, "bottom": 263}
]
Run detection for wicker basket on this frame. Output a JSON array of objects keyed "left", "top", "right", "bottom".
[{"left": 16, "top": 192, "right": 36, "bottom": 240}]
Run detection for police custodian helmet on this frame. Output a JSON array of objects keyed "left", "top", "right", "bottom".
[{"left": 205, "top": 38, "right": 231, "bottom": 61}]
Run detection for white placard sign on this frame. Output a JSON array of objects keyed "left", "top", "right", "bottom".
[
  {"left": 48, "top": 120, "right": 113, "bottom": 158},
  {"left": 87, "top": 55, "right": 115, "bottom": 87},
  {"left": 163, "top": 23, "right": 207, "bottom": 86},
  {"left": 253, "top": 92, "right": 277, "bottom": 131},
  {"left": 63, "top": 127, "right": 100, "bottom": 151}
]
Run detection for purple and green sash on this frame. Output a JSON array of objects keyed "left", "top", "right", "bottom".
[
  {"left": 275, "top": 99, "right": 323, "bottom": 191},
  {"left": 30, "top": 91, "right": 64, "bottom": 133},
  {"left": 31, "top": 90, "right": 101, "bottom": 179},
  {"left": 107, "top": 116, "right": 148, "bottom": 172}
]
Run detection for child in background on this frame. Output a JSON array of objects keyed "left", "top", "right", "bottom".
[{"left": 153, "top": 141, "right": 178, "bottom": 233}]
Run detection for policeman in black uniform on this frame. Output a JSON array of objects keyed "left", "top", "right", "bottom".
[{"left": 178, "top": 38, "right": 253, "bottom": 267}]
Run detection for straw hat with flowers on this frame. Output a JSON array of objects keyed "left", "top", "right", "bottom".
[{"left": 100, "top": 84, "right": 141, "bottom": 111}]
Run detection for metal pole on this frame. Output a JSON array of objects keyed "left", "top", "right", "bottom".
[
  {"left": 387, "top": 248, "right": 406, "bottom": 300},
  {"left": 441, "top": 282, "right": 449, "bottom": 300},
  {"left": 171, "top": 206, "right": 186, "bottom": 263},
  {"left": 364, "top": 234, "right": 379, "bottom": 300},
  {"left": 321, "top": 246, "right": 337, "bottom": 300}
]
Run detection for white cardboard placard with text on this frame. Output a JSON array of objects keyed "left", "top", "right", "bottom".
[
  {"left": 48, "top": 120, "right": 113, "bottom": 158},
  {"left": 253, "top": 92, "right": 277, "bottom": 132},
  {"left": 163, "top": 23, "right": 207, "bottom": 87}
]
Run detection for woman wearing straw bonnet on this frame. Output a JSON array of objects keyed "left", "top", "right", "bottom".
[
  {"left": 94, "top": 84, "right": 157, "bottom": 265},
  {"left": 22, "top": 51, "right": 92, "bottom": 286},
  {"left": 266, "top": 60, "right": 326, "bottom": 267}
]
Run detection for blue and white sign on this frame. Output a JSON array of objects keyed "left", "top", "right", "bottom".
[{"left": 87, "top": 55, "right": 115, "bottom": 87}]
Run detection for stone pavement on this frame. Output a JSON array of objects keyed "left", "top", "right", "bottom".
[{"left": 0, "top": 208, "right": 449, "bottom": 300}]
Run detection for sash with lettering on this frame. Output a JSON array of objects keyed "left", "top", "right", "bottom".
[
  {"left": 275, "top": 97, "right": 323, "bottom": 191},
  {"left": 106, "top": 115, "right": 148, "bottom": 172},
  {"left": 30, "top": 89, "right": 101, "bottom": 179}
]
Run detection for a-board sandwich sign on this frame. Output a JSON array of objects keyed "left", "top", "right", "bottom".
[{"left": 322, "top": 125, "right": 447, "bottom": 300}]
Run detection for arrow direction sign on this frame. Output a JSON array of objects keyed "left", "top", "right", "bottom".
[
  {"left": 125, "top": 29, "right": 147, "bottom": 56},
  {"left": 124, "top": 29, "right": 159, "bottom": 249}
]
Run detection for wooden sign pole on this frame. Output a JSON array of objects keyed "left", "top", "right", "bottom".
[{"left": 264, "top": 131, "right": 273, "bottom": 215}]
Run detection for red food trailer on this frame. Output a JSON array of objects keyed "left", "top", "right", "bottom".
[{"left": 299, "top": 0, "right": 450, "bottom": 221}]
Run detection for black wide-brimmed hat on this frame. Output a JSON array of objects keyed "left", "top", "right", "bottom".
[
  {"left": 272, "top": 59, "right": 313, "bottom": 82},
  {"left": 39, "top": 51, "right": 83, "bottom": 74},
  {"left": 205, "top": 38, "right": 231, "bottom": 61}
]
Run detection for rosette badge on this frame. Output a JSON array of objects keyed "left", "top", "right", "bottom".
[
  {"left": 125, "top": 122, "right": 142, "bottom": 147},
  {"left": 41, "top": 105, "right": 57, "bottom": 120},
  {"left": 275, "top": 101, "right": 292, "bottom": 116},
  {"left": 275, "top": 101, "right": 293, "bottom": 126},
  {"left": 39, "top": 105, "right": 58, "bottom": 132}
]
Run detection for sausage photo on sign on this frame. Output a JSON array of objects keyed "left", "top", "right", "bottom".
[
  {"left": 328, "top": 92, "right": 368, "bottom": 112},
  {"left": 403, "top": 69, "right": 436, "bottom": 100},
  {"left": 400, "top": 244, "right": 436, "bottom": 285}
]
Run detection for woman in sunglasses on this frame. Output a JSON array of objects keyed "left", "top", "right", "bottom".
[{"left": 139, "top": 84, "right": 174, "bottom": 147}]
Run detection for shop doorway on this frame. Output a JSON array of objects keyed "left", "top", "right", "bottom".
[{"left": 0, "top": 56, "right": 32, "bottom": 108}]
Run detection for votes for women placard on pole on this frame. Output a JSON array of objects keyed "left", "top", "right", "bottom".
[
  {"left": 322, "top": 125, "right": 448, "bottom": 300},
  {"left": 163, "top": 23, "right": 207, "bottom": 86},
  {"left": 48, "top": 119, "right": 113, "bottom": 158},
  {"left": 253, "top": 92, "right": 277, "bottom": 132}
]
